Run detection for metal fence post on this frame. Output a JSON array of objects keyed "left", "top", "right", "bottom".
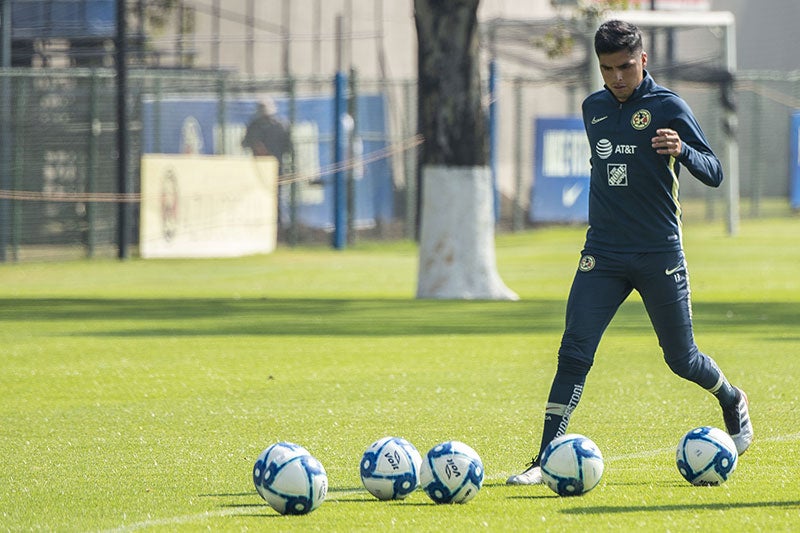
[
  {"left": 153, "top": 77, "right": 162, "bottom": 153},
  {"left": 288, "top": 76, "right": 299, "bottom": 247},
  {"left": 216, "top": 74, "right": 226, "bottom": 154},
  {"left": 0, "top": 0, "right": 11, "bottom": 262},
  {"left": 347, "top": 67, "right": 358, "bottom": 245},
  {"left": 11, "top": 75, "right": 24, "bottom": 261},
  {"left": 0, "top": 0, "right": 10, "bottom": 262},
  {"left": 0, "top": 79, "right": 9, "bottom": 263},
  {"left": 403, "top": 80, "right": 416, "bottom": 240},
  {"left": 512, "top": 77, "right": 524, "bottom": 232},
  {"left": 116, "top": 0, "right": 130, "bottom": 259},
  {"left": 87, "top": 71, "right": 99, "bottom": 257},
  {"left": 333, "top": 71, "right": 348, "bottom": 249}
]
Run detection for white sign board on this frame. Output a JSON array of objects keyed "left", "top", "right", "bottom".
[{"left": 140, "top": 155, "right": 278, "bottom": 258}]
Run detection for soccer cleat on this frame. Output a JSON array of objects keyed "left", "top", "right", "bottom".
[
  {"left": 506, "top": 458, "right": 543, "bottom": 485},
  {"left": 722, "top": 387, "right": 753, "bottom": 455}
]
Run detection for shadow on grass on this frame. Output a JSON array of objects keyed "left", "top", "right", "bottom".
[
  {"left": 0, "top": 297, "right": 797, "bottom": 338},
  {"left": 505, "top": 495, "right": 560, "bottom": 502},
  {"left": 0, "top": 297, "right": 567, "bottom": 337},
  {"left": 199, "top": 492, "right": 253, "bottom": 498},
  {"left": 607, "top": 480, "right": 687, "bottom": 488},
  {"left": 219, "top": 503, "right": 264, "bottom": 508},
  {"left": 560, "top": 500, "right": 800, "bottom": 514}
]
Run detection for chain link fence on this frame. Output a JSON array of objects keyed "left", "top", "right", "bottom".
[{"left": 0, "top": 67, "right": 797, "bottom": 262}]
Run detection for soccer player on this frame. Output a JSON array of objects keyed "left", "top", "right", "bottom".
[{"left": 507, "top": 19, "right": 753, "bottom": 485}]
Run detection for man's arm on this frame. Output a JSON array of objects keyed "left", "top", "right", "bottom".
[{"left": 659, "top": 98, "right": 724, "bottom": 188}]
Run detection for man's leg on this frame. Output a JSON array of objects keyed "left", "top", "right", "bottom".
[
  {"left": 636, "top": 251, "right": 752, "bottom": 454},
  {"left": 508, "top": 251, "right": 631, "bottom": 484}
]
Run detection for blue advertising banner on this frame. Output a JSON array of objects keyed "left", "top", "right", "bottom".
[
  {"left": 141, "top": 94, "right": 393, "bottom": 230},
  {"left": 791, "top": 112, "right": 800, "bottom": 210},
  {"left": 12, "top": 1, "right": 116, "bottom": 39},
  {"left": 529, "top": 117, "right": 591, "bottom": 223}
]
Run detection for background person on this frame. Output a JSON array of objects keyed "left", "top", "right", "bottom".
[
  {"left": 242, "top": 97, "right": 292, "bottom": 174},
  {"left": 242, "top": 97, "right": 293, "bottom": 231}
]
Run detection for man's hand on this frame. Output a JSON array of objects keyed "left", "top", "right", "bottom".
[{"left": 651, "top": 128, "right": 682, "bottom": 157}]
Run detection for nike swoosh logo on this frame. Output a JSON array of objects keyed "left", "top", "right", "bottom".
[
  {"left": 665, "top": 264, "right": 683, "bottom": 276},
  {"left": 591, "top": 116, "right": 608, "bottom": 124},
  {"left": 562, "top": 183, "right": 583, "bottom": 207}
]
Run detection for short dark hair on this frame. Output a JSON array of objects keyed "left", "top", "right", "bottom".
[{"left": 594, "top": 20, "right": 643, "bottom": 56}]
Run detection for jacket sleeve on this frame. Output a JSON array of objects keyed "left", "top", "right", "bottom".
[{"left": 667, "top": 97, "right": 724, "bottom": 188}]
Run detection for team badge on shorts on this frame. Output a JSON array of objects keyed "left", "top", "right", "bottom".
[
  {"left": 631, "top": 109, "right": 651, "bottom": 130},
  {"left": 578, "top": 255, "right": 596, "bottom": 272}
]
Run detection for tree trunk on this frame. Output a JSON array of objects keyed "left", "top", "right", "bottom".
[
  {"left": 415, "top": 0, "right": 485, "bottom": 166},
  {"left": 414, "top": 0, "right": 517, "bottom": 300}
]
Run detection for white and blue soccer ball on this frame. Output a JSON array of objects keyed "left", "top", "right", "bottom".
[
  {"left": 253, "top": 441, "right": 328, "bottom": 515},
  {"left": 360, "top": 436, "right": 423, "bottom": 500},
  {"left": 540, "top": 433, "right": 604, "bottom": 496},
  {"left": 419, "top": 440, "right": 484, "bottom": 504},
  {"left": 676, "top": 426, "right": 738, "bottom": 486}
]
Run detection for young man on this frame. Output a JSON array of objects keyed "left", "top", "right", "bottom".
[{"left": 507, "top": 19, "right": 753, "bottom": 485}]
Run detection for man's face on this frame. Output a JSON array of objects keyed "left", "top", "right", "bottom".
[{"left": 597, "top": 49, "right": 647, "bottom": 102}]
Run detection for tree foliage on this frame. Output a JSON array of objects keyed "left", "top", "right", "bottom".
[
  {"left": 538, "top": 0, "right": 633, "bottom": 58},
  {"left": 131, "top": 0, "right": 182, "bottom": 32}
]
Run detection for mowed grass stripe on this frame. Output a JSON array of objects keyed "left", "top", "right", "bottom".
[{"left": 1, "top": 216, "right": 798, "bottom": 531}]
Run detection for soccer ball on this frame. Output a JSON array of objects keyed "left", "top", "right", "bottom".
[
  {"left": 676, "top": 426, "right": 738, "bottom": 486},
  {"left": 419, "top": 440, "right": 484, "bottom": 504},
  {"left": 253, "top": 442, "right": 328, "bottom": 515},
  {"left": 540, "top": 433, "right": 604, "bottom": 496},
  {"left": 360, "top": 436, "right": 423, "bottom": 500}
]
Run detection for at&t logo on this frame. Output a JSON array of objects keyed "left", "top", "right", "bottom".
[
  {"left": 596, "top": 138, "right": 637, "bottom": 160},
  {"left": 596, "top": 138, "right": 613, "bottom": 159}
]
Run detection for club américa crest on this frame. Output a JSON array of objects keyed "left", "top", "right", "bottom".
[
  {"left": 631, "top": 109, "right": 651, "bottom": 130},
  {"left": 578, "top": 255, "right": 596, "bottom": 272}
]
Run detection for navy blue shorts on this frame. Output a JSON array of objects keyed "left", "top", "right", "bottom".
[{"left": 558, "top": 249, "right": 697, "bottom": 369}]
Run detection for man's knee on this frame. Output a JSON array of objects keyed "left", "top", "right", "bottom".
[
  {"left": 556, "top": 350, "right": 593, "bottom": 377},
  {"left": 664, "top": 347, "right": 701, "bottom": 381}
]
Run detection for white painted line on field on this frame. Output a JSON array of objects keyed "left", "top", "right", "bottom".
[
  {"left": 103, "top": 433, "right": 800, "bottom": 531},
  {"left": 101, "top": 489, "right": 363, "bottom": 532},
  {"left": 494, "top": 431, "right": 800, "bottom": 481},
  {"left": 761, "top": 431, "right": 800, "bottom": 443},
  {"left": 101, "top": 508, "right": 250, "bottom": 533}
]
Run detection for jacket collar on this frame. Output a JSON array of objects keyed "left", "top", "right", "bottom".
[{"left": 605, "top": 70, "right": 655, "bottom": 104}]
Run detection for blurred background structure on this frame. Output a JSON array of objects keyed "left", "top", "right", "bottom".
[{"left": 0, "top": 0, "right": 798, "bottom": 261}]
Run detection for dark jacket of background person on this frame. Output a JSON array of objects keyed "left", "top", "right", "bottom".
[{"left": 241, "top": 100, "right": 292, "bottom": 173}]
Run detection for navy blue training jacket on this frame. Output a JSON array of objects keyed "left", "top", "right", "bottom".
[{"left": 581, "top": 71, "right": 723, "bottom": 253}]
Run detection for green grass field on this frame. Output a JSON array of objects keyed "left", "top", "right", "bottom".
[{"left": 1, "top": 216, "right": 799, "bottom": 531}]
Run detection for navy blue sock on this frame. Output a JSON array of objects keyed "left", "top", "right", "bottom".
[
  {"left": 710, "top": 374, "right": 737, "bottom": 408},
  {"left": 537, "top": 371, "right": 586, "bottom": 459},
  {"left": 696, "top": 353, "right": 737, "bottom": 407}
]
